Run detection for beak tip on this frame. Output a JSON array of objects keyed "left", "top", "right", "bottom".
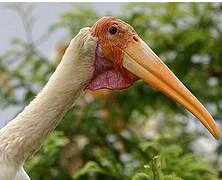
[
  {"left": 215, "top": 132, "right": 220, "bottom": 140},
  {"left": 213, "top": 123, "right": 220, "bottom": 140},
  {"left": 212, "top": 127, "right": 220, "bottom": 140}
]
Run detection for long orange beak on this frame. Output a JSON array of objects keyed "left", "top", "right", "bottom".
[{"left": 122, "top": 37, "right": 220, "bottom": 140}]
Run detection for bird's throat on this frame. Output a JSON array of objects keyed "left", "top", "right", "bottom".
[{"left": 87, "top": 40, "right": 138, "bottom": 90}]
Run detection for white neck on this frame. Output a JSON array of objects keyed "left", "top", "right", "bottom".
[{"left": 0, "top": 28, "right": 97, "bottom": 164}]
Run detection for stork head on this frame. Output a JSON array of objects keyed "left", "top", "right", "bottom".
[{"left": 87, "top": 17, "right": 220, "bottom": 140}]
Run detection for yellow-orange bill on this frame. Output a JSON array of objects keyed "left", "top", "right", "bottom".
[{"left": 122, "top": 38, "right": 220, "bottom": 140}]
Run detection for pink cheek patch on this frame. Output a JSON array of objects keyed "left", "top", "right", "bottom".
[{"left": 87, "top": 41, "right": 137, "bottom": 91}]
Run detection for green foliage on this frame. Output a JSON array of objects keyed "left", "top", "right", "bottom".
[
  {"left": 1, "top": 2, "right": 222, "bottom": 180},
  {"left": 72, "top": 142, "right": 217, "bottom": 179},
  {"left": 51, "top": 4, "right": 99, "bottom": 36},
  {"left": 25, "top": 131, "right": 70, "bottom": 179},
  {"left": 73, "top": 161, "right": 107, "bottom": 179}
]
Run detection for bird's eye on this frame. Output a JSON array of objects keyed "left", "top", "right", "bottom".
[{"left": 109, "top": 26, "right": 117, "bottom": 34}]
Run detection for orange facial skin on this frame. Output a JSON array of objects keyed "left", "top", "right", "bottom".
[{"left": 91, "top": 17, "right": 138, "bottom": 81}]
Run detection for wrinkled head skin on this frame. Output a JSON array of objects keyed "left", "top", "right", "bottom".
[
  {"left": 88, "top": 17, "right": 138, "bottom": 90},
  {"left": 91, "top": 17, "right": 136, "bottom": 66},
  {"left": 87, "top": 17, "right": 220, "bottom": 140}
]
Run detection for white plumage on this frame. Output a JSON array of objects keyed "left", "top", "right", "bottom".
[{"left": 0, "top": 28, "right": 97, "bottom": 180}]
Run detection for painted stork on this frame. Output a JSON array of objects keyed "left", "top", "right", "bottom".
[{"left": 0, "top": 17, "right": 220, "bottom": 180}]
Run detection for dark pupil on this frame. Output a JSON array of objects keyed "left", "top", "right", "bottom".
[{"left": 109, "top": 27, "right": 117, "bottom": 34}]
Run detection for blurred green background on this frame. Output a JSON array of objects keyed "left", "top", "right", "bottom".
[{"left": 1, "top": 2, "right": 222, "bottom": 180}]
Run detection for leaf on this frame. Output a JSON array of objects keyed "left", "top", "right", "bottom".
[
  {"left": 73, "top": 161, "right": 106, "bottom": 179},
  {"left": 132, "top": 172, "right": 152, "bottom": 180},
  {"left": 163, "top": 174, "right": 183, "bottom": 180}
]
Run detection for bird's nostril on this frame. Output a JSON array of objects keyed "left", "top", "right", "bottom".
[{"left": 133, "top": 36, "right": 139, "bottom": 42}]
